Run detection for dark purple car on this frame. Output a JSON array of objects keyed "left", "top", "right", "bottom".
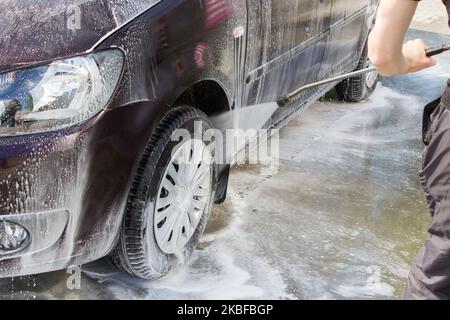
[{"left": 0, "top": 0, "right": 378, "bottom": 279}]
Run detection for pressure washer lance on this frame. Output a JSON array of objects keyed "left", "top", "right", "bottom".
[{"left": 276, "top": 44, "right": 450, "bottom": 107}]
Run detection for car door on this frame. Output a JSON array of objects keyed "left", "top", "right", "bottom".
[
  {"left": 319, "top": 0, "right": 374, "bottom": 80},
  {"left": 241, "top": 0, "right": 331, "bottom": 129}
]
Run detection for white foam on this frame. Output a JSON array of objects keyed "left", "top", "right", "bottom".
[{"left": 84, "top": 188, "right": 293, "bottom": 300}]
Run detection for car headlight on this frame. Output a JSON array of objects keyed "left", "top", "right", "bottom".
[{"left": 0, "top": 49, "right": 124, "bottom": 136}]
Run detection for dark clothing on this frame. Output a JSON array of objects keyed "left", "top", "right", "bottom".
[
  {"left": 404, "top": 93, "right": 450, "bottom": 299},
  {"left": 403, "top": 0, "right": 450, "bottom": 300}
]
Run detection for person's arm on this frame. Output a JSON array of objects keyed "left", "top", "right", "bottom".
[{"left": 368, "top": 0, "right": 437, "bottom": 77}]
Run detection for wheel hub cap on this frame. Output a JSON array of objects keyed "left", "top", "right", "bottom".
[{"left": 154, "top": 139, "right": 213, "bottom": 255}]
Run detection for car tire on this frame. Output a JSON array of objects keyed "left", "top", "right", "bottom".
[
  {"left": 335, "top": 43, "right": 379, "bottom": 102},
  {"left": 111, "top": 106, "right": 217, "bottom": 280}
]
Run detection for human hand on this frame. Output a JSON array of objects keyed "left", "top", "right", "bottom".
[{"left": 401, "top": 39, "right": 437, "bottom": 74}]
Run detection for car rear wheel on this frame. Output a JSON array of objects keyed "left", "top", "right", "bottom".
[
  {"left": 335, "top": 43, "right": 379, "bottom": 102},
  {"left": 111, "top": 106, "right": 216, "bottom": 280}
]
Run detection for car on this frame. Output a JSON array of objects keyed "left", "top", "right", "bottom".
[{"left": 0, "top": 0, "right": 378, "bottom": 279}]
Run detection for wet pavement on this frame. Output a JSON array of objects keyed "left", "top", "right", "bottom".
[{"left": 1, "top": 29, "right": 450, "bottom": 300}]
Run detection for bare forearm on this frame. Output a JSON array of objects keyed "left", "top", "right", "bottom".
[
  {"left": 369, "top": 0, "right": 417, "bottom": 76},
  {"left": 368, "top": 0, "right": 435, "bottom": 76}
]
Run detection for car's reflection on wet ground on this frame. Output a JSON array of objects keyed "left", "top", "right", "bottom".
[{"left": 1, "top": 29, "right": 449, "bottom": 300}]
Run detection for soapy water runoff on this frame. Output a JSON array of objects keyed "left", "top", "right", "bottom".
[{"left": 1, "top": 29, "right": 450, "bottom": 300}]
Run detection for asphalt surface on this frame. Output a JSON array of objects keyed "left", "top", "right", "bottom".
[{"left": 1, "top": 29, "right": 450, "bottom": 300}]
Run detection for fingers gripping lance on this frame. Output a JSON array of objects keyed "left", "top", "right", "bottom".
[{"left": 276, "top": 45, "right": 450, "bottom": 107}]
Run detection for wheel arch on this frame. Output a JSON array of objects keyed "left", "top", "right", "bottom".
[
  {"left": 173, "top": 79, "right": 232, "bottom": 204},
  {"left": 173, "top": 79, "right": 232, "bottom": 118}
]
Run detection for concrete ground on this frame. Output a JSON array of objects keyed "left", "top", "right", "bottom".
[
  {"left": 1, "top": 3, "right": 449, "bottom": 300},
  {"left": 412, "top": 0, "right": 449, "bottom": 35}
]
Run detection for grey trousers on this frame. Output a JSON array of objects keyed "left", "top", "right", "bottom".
[{"left": 404, "top": 95, "right": 450, "bottom": 299}]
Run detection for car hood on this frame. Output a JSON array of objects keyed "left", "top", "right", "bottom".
[{"left": 0, "top": 0, "right": 160, "bottom": 73}]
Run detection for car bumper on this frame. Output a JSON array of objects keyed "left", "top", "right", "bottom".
[{"left": 0, "top": 101, "right": 164, "bottom": 277}]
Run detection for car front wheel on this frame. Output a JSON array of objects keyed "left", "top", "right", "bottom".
[{"left": 111, "top": 106, "right": 216, "bottom": 280}]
